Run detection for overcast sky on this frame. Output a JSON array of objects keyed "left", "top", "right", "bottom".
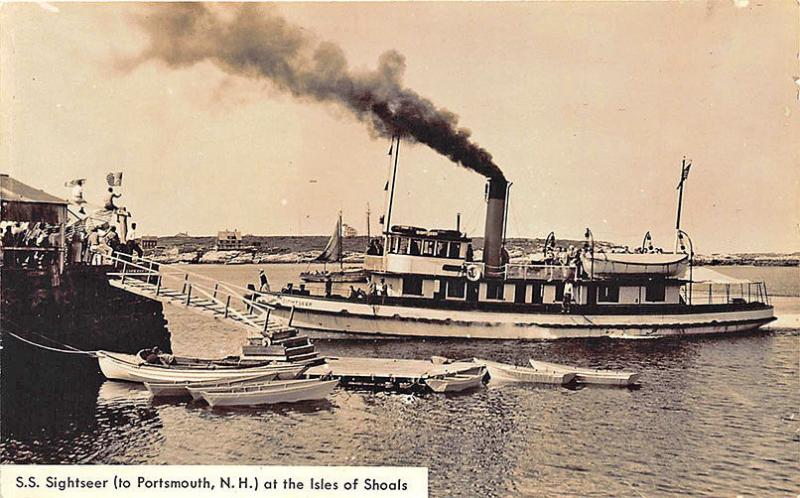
[{"left": 2, "top": 2, "right": 797, "bottom": 253}]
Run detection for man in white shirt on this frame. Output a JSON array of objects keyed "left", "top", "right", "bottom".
[
  {"left": 562, "top": 280, "right": 574, "bottom": 314},
  {"left": 126, "top": 222, "right": 143, "bottom": 258}
]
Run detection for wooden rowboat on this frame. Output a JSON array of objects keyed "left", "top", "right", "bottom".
[
  {"left": 425, "top": 368, "right": 485, "bottom": 393},
  {"left": 97, "top": 351, "right": 305, "bottom": 384},
  {"left": 189, "top": 378, "right": 315, "bottom": 401},
  {"left": 528, "top": 359, "right": 640, "bottom": 386},
  {"left": 199, "top": 379, "right": 339, "bottom": 407},
  {"left": 474, "top": 358, "right": 575, "bottom": 385},
  {"left": 144, "top": 367, "right": 307, "bottom": 398}
]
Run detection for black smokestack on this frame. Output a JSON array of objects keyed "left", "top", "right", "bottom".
[
  {"left": 483, "top": 177, "right": 508, "bottom": 277},
  {"left": 130, "top": 4, "right": 505, "bottom": 181}
]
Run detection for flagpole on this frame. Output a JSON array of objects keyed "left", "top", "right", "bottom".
[{"left": 675, "top": 157, "right": 686, "bottom": 231}]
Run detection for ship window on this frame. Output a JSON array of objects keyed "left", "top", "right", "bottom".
[
  {"left": 422, "top": 240, "right": 436, "bottom": 256},
  {"left": 597, "top": 284, "right": 620, "bottom": 303},
  {"left": 531, "top": 283, "right": 543, "bottom": 304},
  {"left": 436, "top": 241, "right": 448, "bottom": 258},
  {"left": 402, "top": 276, "right": 424, "bottom": 296},
  {"left": 553, "top": 283, "right": 564, "bottom": 301},
  {"left": 486, "top": 281, "right": 504, "bottom": 300},
  {"left": 409, "top": 239, "right": 422, "bottom": 256},
  {"left": 448, "top": 242, "right": 461, "bottom": 258},
  {"left": 446, "top": 278, "right": 465, "bottom": 298},
  {"left": 646, "top": 281, "right": 666, "bottom": 302}
]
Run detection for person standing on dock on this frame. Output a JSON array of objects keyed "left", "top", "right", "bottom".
[{"left": 258, "top": 269, "right": 270, "bottom": 293}]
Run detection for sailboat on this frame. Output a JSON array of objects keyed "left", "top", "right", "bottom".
[{"left": 300, "top": 212, "right": 367, "bottom": 284}]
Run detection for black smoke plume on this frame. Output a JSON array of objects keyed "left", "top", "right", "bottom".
[{"left": 132, "top": 3, "right": 505, "bottom": 180}]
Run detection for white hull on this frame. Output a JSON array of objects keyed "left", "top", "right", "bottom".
[
  {"left": 200, "top": 379, "right": 338, "bottom": 407},
  {"left": 265, "top": 294, "right": 775, "bottom": 340},
  {"left": 528, "top": 360, "right": 639, "bottom": 386},
  {"left": 144, "top": 369, "right": 305, "bottom": 398},
  {"left": 425, "top": 373, "right": 484, "bottom": 393},
  {"left": 97, "top": 352, "right": 304, "bottom": 383}
]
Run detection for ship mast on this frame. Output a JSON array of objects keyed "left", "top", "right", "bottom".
[{"left": 384, "top": 136, "right": 400, "bottom": 235}]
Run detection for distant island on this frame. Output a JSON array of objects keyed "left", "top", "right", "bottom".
[{"left": 140, "top": 234, "right": 799, "bottom": 267}]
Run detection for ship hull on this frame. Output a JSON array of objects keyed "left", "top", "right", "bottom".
[{"left": 265, "top": 294, "right": 775, "bottom": 340}]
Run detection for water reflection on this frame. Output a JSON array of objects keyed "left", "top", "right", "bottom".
[{"left": 2, "top": 332, "right": 799, "bottom": 496}]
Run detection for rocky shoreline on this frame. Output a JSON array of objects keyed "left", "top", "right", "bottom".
[{"left": 142, "top": 235, "right": 799, "bottom": 267}]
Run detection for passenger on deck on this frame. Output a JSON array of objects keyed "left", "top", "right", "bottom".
[
  {"left": 324, "top": 276, "right": 332, "bottom": 298},
  {"left": 562, "top": 280, "right": 574, "bottom": 314},
  {"left": 466, "top": 244, "right": 474, "bottom": 262},
  {"left": 104, "top": 226, "right": 121, "bottom": 253},
  {"left": 349, "top": 285, "right": 359, "bottom": 300},
  {"left": 104, "top": 187, "right": 121, "bottom": 211}
]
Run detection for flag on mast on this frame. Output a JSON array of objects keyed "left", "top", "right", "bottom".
[
  {"left": 106, "top": 172, "right": 123, "bottom": 187},
  {"left": 676, "top": 161, "right": 691, "bottom": 189}
]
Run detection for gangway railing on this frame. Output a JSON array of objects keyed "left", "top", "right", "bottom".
[{"left": 93, "top": 250, "right": 290, "bottom": 338}]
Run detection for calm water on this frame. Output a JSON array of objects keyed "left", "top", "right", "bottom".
[{"left": 2, "top": 265, "right": 799, "bottom": 497}]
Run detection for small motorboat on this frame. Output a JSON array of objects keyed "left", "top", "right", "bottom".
[
  {"left": 528, "top": 359, "right": 640, "bottom": 386},
  {"left": 97, "top": 351, "right": 306, "bottom": 384},
  {"left": 198, "top": 379, "right": 339, "bottom": 407},
  {"left": 474, "top": 358, "right": 575, "bottom": 385},
  {"left": 425, "top": 368, "right": 486, "bottom": 393},
  {"left": 144, "top": 367, "right": 306, "bottom": 398}
]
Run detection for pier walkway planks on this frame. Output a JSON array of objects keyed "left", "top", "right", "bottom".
[{"left": 305, "top": 356, "right": 480, "bottom": 386}]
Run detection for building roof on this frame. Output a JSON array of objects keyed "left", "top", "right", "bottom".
[{"left": 1, "top": 174, "right": 67, "bottom": 205}]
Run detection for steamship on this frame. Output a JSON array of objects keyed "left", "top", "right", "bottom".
[{"left": 262, "top": 146, "right": 775, "bottom": 340}]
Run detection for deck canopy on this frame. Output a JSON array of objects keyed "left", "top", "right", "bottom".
[{"left": 0, "top": 174, "right": 67, "bottom": 224}]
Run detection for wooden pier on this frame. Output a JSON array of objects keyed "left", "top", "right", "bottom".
[
  {"left": 304, "top": 356, "right": 482, "bottom": 390},
  {"left": 101, "top": 251, "right": 321, "bottom": 365}
]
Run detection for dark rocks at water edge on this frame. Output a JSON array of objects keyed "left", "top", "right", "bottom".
[{"left": 141, "top": 234, "right": 799, "bottom": 266}]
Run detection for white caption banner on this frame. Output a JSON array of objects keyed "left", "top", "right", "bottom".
[{"left": 0, "top": 465, "right": 428, "bottom": 498}]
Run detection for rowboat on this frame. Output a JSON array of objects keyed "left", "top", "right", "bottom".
[
  {"left": 425, "top": 368, "right": 486, "bottom": 393},
  {"left": 97, "top": 351, "right": 306, "bottom": 384},
  {"left": 474, "top": 358, "right": 575, "bottom": 385},
  {"left": 189, "top": 378, "right": 314, "bottom": 401},
  {"left": 198, "top": 379, "right": 339, "bottom": 407},
  {"left": 581, "top": 252, "right": 688, "bottom": 277},
  {"left": 144, "top": 367, "right": 306, "bottom": 398},
  {"left": 528, "top": 359, "right": 640, "bottom": 386}
]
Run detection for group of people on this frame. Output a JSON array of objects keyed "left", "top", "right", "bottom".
[
  {"left": 1, "top": 221, "right": 62, "bottom": 269},
  {"left": 346, "top": 278, "right": 390, "bottom": 303},
  {"left": 79, "top": 221, "right": 143, "bottom": 265}
]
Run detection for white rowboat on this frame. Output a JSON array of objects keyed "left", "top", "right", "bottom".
[
  {"left": 528, "top": 359, "right": 640, "bottom": 386},
  {"left": 474, "top": 358, "right": 575, "bottom": 385},
  {"left": 97, "top": 351, "right": 306, "bottom": 384},
  {"left": 199, "top": 379, "right": 339, "bottom": 407},
  {"left": 188, "top": 378, "right": 315, "bottom": 401},
  {"left": 425, "top": 369, "right": 485, "bottom": 393},
  {"left": 581, "top": 252, "right": 688, "bottom": 277},
  {"left": 144, "top": 367, "right": 306, "bottom": 398}
]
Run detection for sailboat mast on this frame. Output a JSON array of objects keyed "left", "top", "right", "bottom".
[{"left": 338, "top": 210, "right": 343, "bottom": 271}]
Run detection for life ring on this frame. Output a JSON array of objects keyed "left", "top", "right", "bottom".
[{"left": 465, "top": 264, "right": 482, "bottom": 282}]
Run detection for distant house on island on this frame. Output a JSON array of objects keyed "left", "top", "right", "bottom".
[
  {"left": 140, "top": 236, "right": 158, "bottom": 250},
  {"left": 216, "top": 229, "right": 245, "bottom": 250}
]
